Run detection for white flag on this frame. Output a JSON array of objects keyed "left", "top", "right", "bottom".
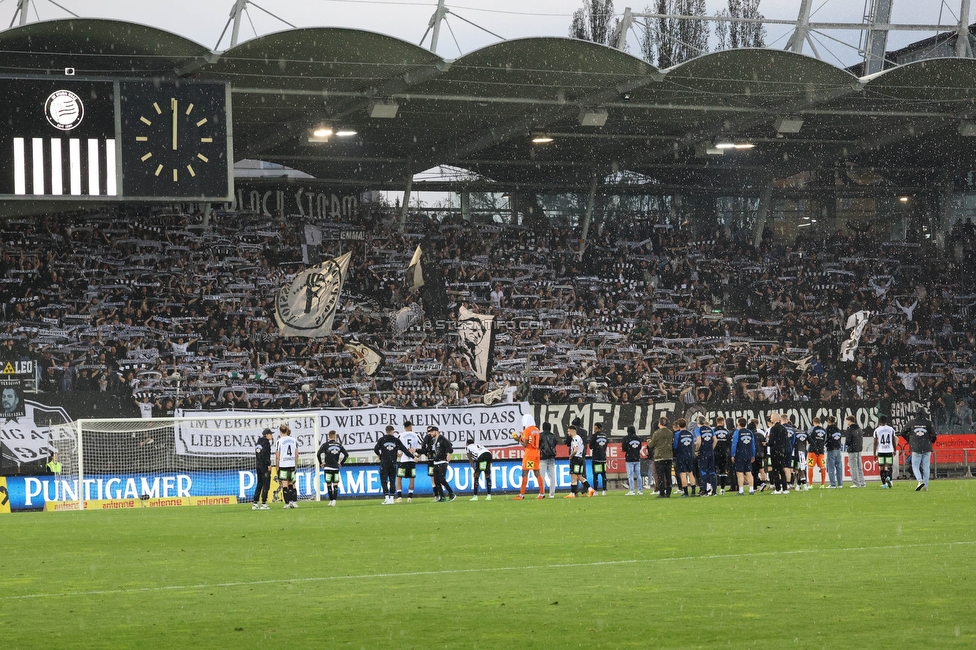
[
  {"left": 457, "top": 306, "right": 495, "bottom": 381},
  {"left": 405, "top": 245, "right": 424, "bottom": 291},
  {"left": 275, "top": 252, "right": 351, "bottom": 337},
  {"left": 839, "top": 310, "right": 871, "bottom": 362},
  {"left": 344, "top": 342, "right": 383, "bottom": 376}
]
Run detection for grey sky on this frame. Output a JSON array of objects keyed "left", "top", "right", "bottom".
[{"left": 1, "top": 0, "right": 961, "bottom": 67}]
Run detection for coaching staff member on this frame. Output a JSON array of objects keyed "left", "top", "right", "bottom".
[{"left": 252, "top": 428, "right": 274, "bottom": 509}]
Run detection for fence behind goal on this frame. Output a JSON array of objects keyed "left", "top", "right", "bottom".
[{"left": 48, "top": 416, "right": 322, "bottom": 511}]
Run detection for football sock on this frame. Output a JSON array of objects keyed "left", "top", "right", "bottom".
[
  {"left": 582, "top": 481, "right": 590, "bottom": 491},
  {"left": 407, "top": 490, "right": 414, "bottom": 498},
  {"left": 396, "top": 490, "right": 402, "bottom": 498},
  {"left": 519, "top": 476, "right": 528, "bottom": 496}
]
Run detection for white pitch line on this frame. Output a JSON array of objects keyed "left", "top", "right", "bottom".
[{"left": 3, "top": 540, "right": 972, "bottom": 602}]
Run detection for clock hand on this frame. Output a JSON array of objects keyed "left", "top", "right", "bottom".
[{"left": 172, "top": 98, "right": 178, "bottom": 150}]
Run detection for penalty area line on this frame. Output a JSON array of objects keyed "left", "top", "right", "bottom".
[{"left": 4, "top": 540, "right": 972, "bottom": 601}]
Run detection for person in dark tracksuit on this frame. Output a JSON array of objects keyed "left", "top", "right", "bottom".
[
  {"left": 252, "top": 428, "right": 274, "bottom": 510},
  {"left": 767, "top": 413, "right": 791, "bottom": 494},
  {"left": 589, "top": 423, "right": 609, "bottom": 495},
  {"left": 419, "top": 426, "right": 455, "bottom": 502},
  {"left": 713, "top": 416, "right": 733, "bottom": 494}
]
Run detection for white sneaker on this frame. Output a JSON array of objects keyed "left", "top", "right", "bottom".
[
  {"left": 485, "top": 495, "right": 491, "bottom": 501},
  {"left": 328, "top": 500, "right": 335, "bottom": 506},
  {"left": 407, "top": 497, "right": 412, "bottom": 503},
  {"left": 395, "top": 497, "right": 403, "bottom": 503},
  {"left": 383, "top": 496, "right": 392, "bottom": 505},
  {"left": 470, "top": 496, "right": 479, "bottom": 501},
  {"left": 601, "top": 490, "right": 606, "bottom": 496},
  {"left": 637, "top": 491, "right": 643, "bottom": 495},
  {"left": 259, "top": 504, "right": 270, "bottom": 510},
  {"left": 773, "top": 490, "right": 782, "bottom": 494},
  {"left": 291, "top": 502, "right": 298, "bottom": 508},
  {"left": 625, "top": 491, "right": 635, "bottom": 496},
  {"left": 252, "top": 503, "right": 260, "bottom": 510}
]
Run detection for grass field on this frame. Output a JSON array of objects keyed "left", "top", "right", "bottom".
[{"left": 2, "top": 480, "right": 975, "bottom": 649}]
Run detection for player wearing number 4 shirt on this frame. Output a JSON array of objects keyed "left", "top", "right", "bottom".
[
  {"left": 275, "top": 424, "right": 299, "bottom": 508},
  {"left": 874, "top": 415, "right": 896, "bottom": 488},
  {"left": 317, "top": 430, "right": 349, "bottom": 506},
  {"left": 566, "top": 425, "right": 594, "bottom": 498}
]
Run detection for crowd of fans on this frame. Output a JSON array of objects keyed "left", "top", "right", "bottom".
[{"left": 1, "top": 205, "right": 974, "bottom": 433}]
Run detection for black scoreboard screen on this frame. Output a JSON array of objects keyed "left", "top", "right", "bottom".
[{"left": 0, "top": 76, "right": 232, "bottom": 201}]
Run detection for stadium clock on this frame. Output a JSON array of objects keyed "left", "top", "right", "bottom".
[{"left": 118, "top": 81, "right": 232, "bottom": 200}]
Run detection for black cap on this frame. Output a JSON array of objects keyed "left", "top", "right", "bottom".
[
  {"left": 572, "top": 417, "right": 582, "bottom": 426},
  {"left": 262, "top": 428, "right": 273, "bottom": 436}
]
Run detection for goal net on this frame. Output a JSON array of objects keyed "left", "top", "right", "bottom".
[{"left": 44, "top": 415, "right": 323, "bottom": 511}]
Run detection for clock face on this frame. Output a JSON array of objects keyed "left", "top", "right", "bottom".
[{"left": 119, "top": 81, "right": 230, "bottom": 199}]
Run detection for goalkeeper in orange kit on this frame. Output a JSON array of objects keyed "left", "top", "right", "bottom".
[{"left": 514, "top": 413, "right": 545, "bottom": 500}]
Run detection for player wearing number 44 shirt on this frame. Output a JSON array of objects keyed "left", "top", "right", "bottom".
[
  {"left": 396, "top": 420, "right": 422, "bottom": 503},
  {"left": 275, "top": 424, "right": 299, "bottom": 509},
  {"left": 874, "top": 415, "right": 895, "bottom": 489},
  {"left": 317, "top": 430, "right": 349, "bottom": 506}
]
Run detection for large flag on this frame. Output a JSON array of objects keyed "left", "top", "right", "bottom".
[
  {"left": 839, "top": 310, "right": 871, "bottom": 362},
  {"left": 403, "top": 244, "right": 449, "bottom": 322},
  {"left": 456, "top": 306, "right": 495, "bottom": 381},
  {"left": 344, "top": 341, "right": 383, "bottom": 376},
  {"left": 405, "top": 245, "right": 425, "bottom": 290},
  {"left": 275, "top": 252, "right": 351, "bottom": 337}
]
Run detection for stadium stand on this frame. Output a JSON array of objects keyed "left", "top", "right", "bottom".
[{"left": 1, "top": 207, "right": 974, "bottom": 433}]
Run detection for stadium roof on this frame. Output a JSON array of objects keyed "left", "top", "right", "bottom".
[{"left": 3, "top": 18, "right": 976, "bottom": 195}]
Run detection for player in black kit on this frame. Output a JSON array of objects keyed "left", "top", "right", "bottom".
[
  {"left": 252, "top": 428, "right": 274, "bottom": 510},
  {"left": 374, "top": 425, "right": 415, "bottom": 505},
  {"left": 712, "top": 416, "right": 732, "bottom": 494},
  {"left": 589, "top": 422, "right": 609, "bottom": 495},
  {"left": 317, "top": 430, "right": 349, "bottom": 506}
]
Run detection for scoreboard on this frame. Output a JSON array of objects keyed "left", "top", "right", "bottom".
[{"left": 0, "top": 76, "right": 232, "bottom": 201}]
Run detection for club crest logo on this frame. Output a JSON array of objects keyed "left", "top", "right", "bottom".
[{"left": 45, "top": 90, "right": 85, "bottom": 131}]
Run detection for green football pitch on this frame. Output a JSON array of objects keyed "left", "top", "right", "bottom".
[{"left": 2, "top": 481, "right": 974, "bottom": 649}]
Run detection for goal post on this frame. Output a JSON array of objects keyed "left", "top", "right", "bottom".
[{"left": 49, "top": 414, "right": 322, "bottom": 511}]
